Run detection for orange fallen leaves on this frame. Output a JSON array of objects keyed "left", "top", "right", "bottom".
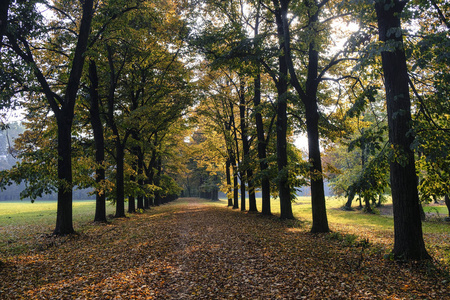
[{"left": 0, "top": 198, "right": 449, "bottom": 299}]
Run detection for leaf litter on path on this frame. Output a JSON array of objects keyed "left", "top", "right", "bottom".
[{"left": 0, "top": 198, "right": 449, "bottom": 299}]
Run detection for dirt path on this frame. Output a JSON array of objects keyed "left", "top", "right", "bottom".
[{"left": 0, "top": 198, "right": 448, "bottom": 299}]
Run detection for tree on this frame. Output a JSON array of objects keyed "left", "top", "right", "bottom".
[
  {"left": 88, "top": 60, "right": 107, "bottom": 222},
  {"left": 374, "top": 0, "right": 430, "bottom": 260},
  {"left": 275, "top": 0, "right": 332, "bottom": 229},
  {"left": 84, "top": 0, "right": 190, "bottom": 217},
  {"left": 405, "top": 0, "right": 450, "bottom": 217},
  {"left": 3, "top": 0, "right": 94, "bottom": 234},
  {"left": 195, "top": 69, "right": 243, "bottom": 208}
]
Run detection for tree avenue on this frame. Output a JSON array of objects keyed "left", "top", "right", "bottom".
[{"left": 0, "top": 0, "right": 448, "bottom": 262}]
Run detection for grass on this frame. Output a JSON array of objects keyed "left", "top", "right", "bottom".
[
  {"left": 423, "top": 205, "right": 449, "bottom": 215},
  {"left": 0, "top": 200, "right": 116, "bottom": 226},
  {"left": 0, "top": 200, "right": 116, "bottom": 256},
  {"left": 209, "top": 195, "right": 449, "bottom": 232}
]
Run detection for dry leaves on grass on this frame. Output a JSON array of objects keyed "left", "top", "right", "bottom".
[{"left": 0, "top": 198, "right": 449, "bottom": 299}]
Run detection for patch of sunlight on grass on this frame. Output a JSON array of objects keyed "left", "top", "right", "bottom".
[
  {"left": 0, "top": 200, "right": 115, "bottom": 227},
  {"left": 423, "top": 205, "right": 448, "bottom": 215},
  {"left": 218, "top": 195, "right": 447, "bottom": 236}
]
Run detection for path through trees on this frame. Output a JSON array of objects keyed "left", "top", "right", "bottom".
[{"left": 0, "top": 198, "right": 447, "bottom": 299}]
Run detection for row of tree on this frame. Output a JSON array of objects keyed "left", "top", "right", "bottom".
[
  {"left": 0, "top": 0, "right": 448, "bottom": 261},
  {"left": 0, "top": 0, "right": 193, "bottom": 233},
  {"left": 181, "top": 0, "right": 449, "bottom": 261}
]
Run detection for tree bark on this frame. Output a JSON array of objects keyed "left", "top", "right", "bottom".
[
  {"left": 304, "top": 91, "right": 329, "bottom": 232},
  {"left": 361, "top": 129, "right": 373, "bottom": 213},
  {"left": 240, "top": 172, "right": 246, "bottom": 211},
  {"left": 137, "top": 150, "right": 144, "bottom": 210},
  {"left": 375, "top": 0, "right": 430, "bottom": 260},
  {"left": 232, "top": 162, "right": 239, "bottom": 209},
  {"left": 128, "top": 195, "right": 136, "bottom": 213},
  {"left": 445, "top": 194, "right": 450, "bottom": 218},
  {"left": 106, "top": 45, "right": 128, "bottom": 218},
  {"left": 254, "top": 74, "right": 271, "bottom": 215},
  {"left": 53, "top": 119, "right": 74, "bottom": 235},
  {"left": 226, "top": 159, "right": 233, "bottom": 206},
  {"left": 253, "top": 2, "right": 270, "bottom": 215},
  {"left": 344, "top": 187, "right": 355, "bottom": 210},
  {"left": 239, "top": 78, "right": 257, "bottom": 212},
  {"left": 88, "top": 60, "right": 107, "bottom": 223},
  {"left": 53, "top": 0, "right": 94, "bottom": 235},
  {"left": 273, "top": 0, "right": 293, "bottom": 219},
  {"left": 114, "top": 142, "right": 126, "bottom": 217},
  {"left": 128, "top": 153, "right": 137, "bottom": 214},
  {"left": 154, "top": 156, "right": 162, "bottom": 206}
]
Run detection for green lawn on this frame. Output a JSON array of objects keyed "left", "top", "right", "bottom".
[
  {"left": 0, "top": 200, "right": 116, "bottom": 227},
  {"left": 0, "top": 200, "right": 116, "bottom": 255},
  {"left": 423, "top": 205, "right": 449, "bottom": 215},
  {"left": 213, "top": 196, "right": 448, "bottom": 234}
]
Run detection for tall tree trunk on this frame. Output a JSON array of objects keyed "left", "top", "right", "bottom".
[
  {"left": 128, "top": 154, "right": 137, "bottom": 214},
  {"left": 445, "top": 194, "right": 450, "bottom": 218},
  {"left": 254, "top": 74, "right": 271, "bottom": 215},
  {"left": 137, "top": 150, "right": 144, "bottom": 210},
  {"left": 106, "top": 45, "right": 126, "bottom": 218},
  {"left": 253, "top": 1, "right": 270, "bottom": 215},
  {"left": 232, "top": 163, "right": 239, "bottom": 209},
  {"left": 361, "top": 135, "right": 372, "bottom": 213},
  {"left": 274, "top": 0, "right": 293, "bottom": 220},
  {"left": 137, "top": 188, "right": 145, "bottom": 209},
  {"left": 154, "top": 156, "right": 162, "bottom": 206},
  {"left": 240, "top": 172, "right": 246, "bottom": 211},
  {"left": 53, "top": 0, "right": 94, "bottom": 235},
  {"left": 247, "top": 168, "right": 257, "bottom": 212},
  {"left": 304, "top": 92, "right": 329, "bottom": 232},
  {"left": 128, "top": 195, "right": 135, "bottom": 213},
  {"left": 115, "top": 143, "right": 126, "bottom": 217},
  {"left": 344, "top": 186, "right": 355, "bottom": 210},
  {"left": 54, "top": 119, "right": 74, "bottom": 235},
  {"left": 375, "top": 0, "right": 430, "bottom": 260},
  {"left": 88, "top": 60, "right": 107, "bottom": 223},
  {"left": 239, "top": 78, "right": 257, "bottom": 212},
  {"left": 226, "top": 159, "right": 233, "bottom": 206}
]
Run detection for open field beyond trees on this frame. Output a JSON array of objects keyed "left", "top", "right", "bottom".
[{"left": 0, "top": 197, "right": 449, "bottom": 299}]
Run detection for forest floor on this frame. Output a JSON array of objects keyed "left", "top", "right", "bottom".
[{"left": 0, "top": 198, "right": 449, "bottom": 299}]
